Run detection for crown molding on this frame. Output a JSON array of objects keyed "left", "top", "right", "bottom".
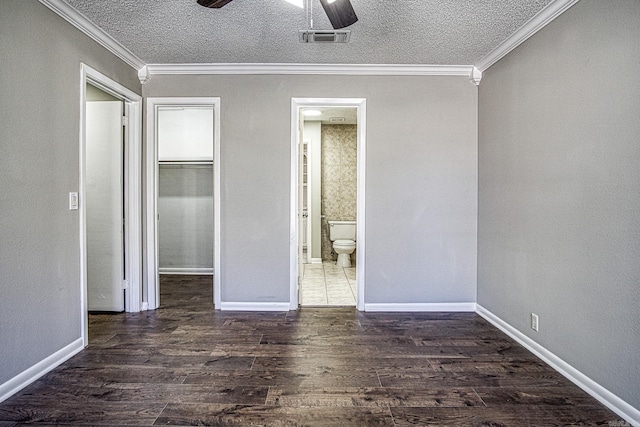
[
  {"left": 39, "top": 0, "right": 578, "bottom": 83},
  {"left": 39, "top": 0, "right": 145, "bottom": 70},
  {"left": 475, "top": 0, "right": 581, "bottom": 72},
  {"left": 143, "top": 63, "right": 475, "bottom": 78},
  {"left": 470, "top": 66, "right": 482, "bottom": 86}
]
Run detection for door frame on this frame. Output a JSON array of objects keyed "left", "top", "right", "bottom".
[
  {"left": 80, "top": 64, "right": 143, "bottom": 346},
  {"left": 290, "top": 98, "right": 367, "bottom": 310},
  {"left": 145, "top": 97, "right": 221, "bottom": 310}
]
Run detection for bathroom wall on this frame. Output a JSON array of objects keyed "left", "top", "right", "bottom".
[
  {"left": 478, "top": 0, "right": 640, "bottom": 411},
  {"left": 321, "top": 124, "right": 358, "bottom": 261}
]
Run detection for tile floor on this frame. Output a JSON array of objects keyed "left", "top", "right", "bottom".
[{"left": 300, "top": 261, "right": 356, "bottom": 306}]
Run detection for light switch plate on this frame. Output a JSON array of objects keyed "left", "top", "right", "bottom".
[
  {"left": 531, "top": 313, "right": 539, "bottom": 332},
  {"left": 69, "top": 192, "right": 79, "bottom": 210}
]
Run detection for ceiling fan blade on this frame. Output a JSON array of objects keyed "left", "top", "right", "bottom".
[
  {"left": 197, "top": 0, "right": 234, "bottom": 8},
  {"left": 318, "top": 0, "right": 358, "bottom": 29}
]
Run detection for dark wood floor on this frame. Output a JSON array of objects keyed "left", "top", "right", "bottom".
[{"left": 0, "top": 275, "right": 625, "bottom": 426}]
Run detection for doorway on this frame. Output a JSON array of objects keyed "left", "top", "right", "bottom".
[
  {"left": 80, "top": 64, "right": 143, "bottom": 346},
  {"left": 85, "top": 85, "right": 125, "bottom": 312},
  {"left": 146, "top": 98, "right": 221, "bottom": 310},
  {"left": 290, "top": 98, "right": 367, "bottom": 310}
]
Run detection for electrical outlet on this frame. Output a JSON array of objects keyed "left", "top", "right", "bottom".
[{"left": 531, "top": 313, "right": 539, "bottom": 332}]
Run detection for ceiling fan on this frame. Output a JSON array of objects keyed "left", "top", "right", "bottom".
[{"left": 196, "top": 0, "right": 358, "bottom": 29}]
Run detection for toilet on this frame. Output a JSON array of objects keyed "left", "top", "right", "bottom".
[{"left": 327, "top": 220, "right": 356, "bottom": 268}]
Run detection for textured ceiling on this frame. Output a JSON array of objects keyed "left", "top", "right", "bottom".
[{"left": 64, "top": 0, "right": 553, "bottom": 65}]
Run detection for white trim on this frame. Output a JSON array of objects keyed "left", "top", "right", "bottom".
[
  {"left": 213, "top": 102, "right": 221, "bottom": 310},
  {"left": 144, "top": 63, "right": 474, "bottom": 77},
  {"left": 290, "top": 98, "right": 367, "bottom": 311},
  {"left": 145, "top": 101, "right": 159, "bottom": 310},
  {"left": 289, "top": 100, "right": 300, "bottom": 310},
  {"left": 355, "top": 101, "right": 367, "bottom": 311},
  {"left": 0, "top": 338, "right": 84, "bottom": 403},
  {"left": 470, "top": 66, "right": 482, "bottom": 86},
  {"left": 138, "top": 65, "right": 150, "bottom": 85},
  {"left": 123, "top": 101, "right": 143, "bottom": 314},
  {"left": 38, "top": 0, "right": 145, "bottom": 70},
  {"left": 365, "top": 303, "right": 477, "bottom": 312},
  {"left": 80, "top": 64, "right": 143, "bottom": 346},
  {"left": 476, "top": 305, "right": 640, "bottom": 427},
  {"left": 310, "top": 258, "right": 323, "bottom": 264},
  {"left": 475, "top": 0, "right": 581, "bottom": 72},
  {"left": 159, "top": 268, "right": 214, "bottom": 275},
  {"left": 220, "top": 302, "right": 291, "bottom": 312},
  {"left": 146, "top": 97, "right": 222, "bottom": 310}
]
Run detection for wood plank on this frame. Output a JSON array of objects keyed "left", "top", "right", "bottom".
[
  {"left": 184, "top": 369, "right": 383, "bottom": 388},
  {"left": 0, "top": 402, "right": 165, "bottom": 425},
  {"left": 265, "top": 386, "right": 485, "bottom": 408},
  {"left": 391, "top": 405, "right": 624, "bottom": 426},
  {"left": 154, "top": 403, "right": 395, "bottom": 426}
]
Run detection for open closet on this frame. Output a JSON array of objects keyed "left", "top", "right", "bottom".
[{"left": 157, "top": 106, "right": 214, "bottom": 276}]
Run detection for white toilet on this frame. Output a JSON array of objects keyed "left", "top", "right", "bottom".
[{"left": 327, "top": 220, "right": 356, "bottom": 268}]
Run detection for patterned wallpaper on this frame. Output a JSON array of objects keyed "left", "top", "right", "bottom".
[{"left": 321, "top": 124, "right": 357, "bottom": 261}]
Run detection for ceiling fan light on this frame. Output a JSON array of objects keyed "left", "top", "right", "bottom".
[
  {"left": 197, "top": 0, "right": 233, "bottom": 8},
  {"left": 284, "top": 0, "right": 304, "bottom": 8},
  {"left": 318, "top": 0, "right": 358, "bottom": 29}
]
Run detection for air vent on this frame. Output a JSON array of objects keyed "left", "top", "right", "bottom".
[
  {"left": 299, "top": 30, "right": 351, "bottom": 43},
  {"left": 329, "top": 117, "right": 346, "bottom": 122}
]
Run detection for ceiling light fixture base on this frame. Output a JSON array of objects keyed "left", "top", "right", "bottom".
[{"left": 299, "top": 29, "right": 351, "bottom": 43}]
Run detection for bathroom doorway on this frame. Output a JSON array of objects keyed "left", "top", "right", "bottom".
[{"left": 290, "top": 98, "right": 366, "bottom": 310}]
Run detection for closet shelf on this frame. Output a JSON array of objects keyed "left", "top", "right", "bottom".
[{"left": 159, "top": 160, "right": 213, "bottom": 166}]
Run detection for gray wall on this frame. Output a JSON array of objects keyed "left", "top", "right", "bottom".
[
  {"left": 158, "top": 166, "right": 214, "bottom": 270},
  {"left": 478, "top": 0, "right": 640, "bottom": 410},
  {"left": 0, "top": 0, "right": 140, "bottom": 384},
  {"left": 143, "top": 75, "right": 477, "bottom": 304}
]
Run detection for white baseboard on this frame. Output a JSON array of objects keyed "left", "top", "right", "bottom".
[
  {"left": 364, "top": 302, "right": 476, "bottom": 312},
  {"left": 310, "top": 258, "right": 323, "bottom": 264},
  {"left": 476, "top": 305, "right": 640, "bottom": 427},
  {"left": 159, "top": 267, "right": 214, "bottom": 275},
  {"left": 0, "top": 338, "right": 84, "bottom": 403},
  {"left": 220, "top": 302, "right": 291, "bottom": 312}
]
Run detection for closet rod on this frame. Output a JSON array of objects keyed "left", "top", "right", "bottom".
[{"left": 158, "top": 161, "right": 213, "bottom": 166}]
